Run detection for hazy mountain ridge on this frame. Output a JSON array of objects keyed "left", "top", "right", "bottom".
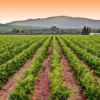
[{"left": 5, "top": 16, "right": 100, "bottom": 28}]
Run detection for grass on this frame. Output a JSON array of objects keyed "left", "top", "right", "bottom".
[{"left": 0, "top": 25, "right": 49, "bottom": 31}]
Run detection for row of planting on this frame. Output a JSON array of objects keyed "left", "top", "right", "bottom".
[
  {"left": 0, "top": 36, "right": 47, "bottom": 89},
  {"left": 9, "top": 36, "right": 52, "bottom": 100},
  {"left": 48, "top": 36, "right": 71, "bottom": 100},
  {"left": 57, "top": 36, "right": 100, "bottom": 100},
  {"left": 0, "top": 37, "right": 41, "bottom": 65},
  {"left": 67, "top": 36, "right": 100, "bottom": 57},
  {"left": 0, "top": 36, "right": 39, "bottom": 54},
  {"left": 61, "top": 36, "right": 100, "bottom": 76},
  {"left": 0, "top": 36, "right": 38, "bottom": 49}
]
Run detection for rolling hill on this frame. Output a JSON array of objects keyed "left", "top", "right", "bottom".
[
  {"left": 0, "top": 25, "right": 47, "bottom": 31},
  {"left": 5, "top": 16, "right": 100, "bottom": 28}
]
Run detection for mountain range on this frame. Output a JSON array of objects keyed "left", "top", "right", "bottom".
[{"left": 4, "top": 16, "right": 100, "bottom": 28}]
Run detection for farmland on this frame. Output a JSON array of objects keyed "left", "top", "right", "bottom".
[
  {"left": 0, "top": 25, "right": 47, "bottom": 31},
  {"left": 0, "top": 35, "right": 100, "bottom": 100}
]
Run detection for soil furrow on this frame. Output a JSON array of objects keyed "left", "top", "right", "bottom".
[
  {"left": 0, "top": 45, "right": 43, "bottom": 100},
  {"left": 29, "top": 40, "right": 52, "bottom": 100},
  {"left": 57, "top": 40, "right": 86, "bottom": 100},
  {"left": 66, "top": 45, "right": 100, "bottom": 83}
]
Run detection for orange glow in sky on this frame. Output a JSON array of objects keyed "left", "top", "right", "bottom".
[{"left": 0, "top": 0, "right": 100, "bottom": 23}]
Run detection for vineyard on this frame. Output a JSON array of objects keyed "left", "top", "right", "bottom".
[{"left": 0, "top": 35, "right": 100, "bottom": 100}]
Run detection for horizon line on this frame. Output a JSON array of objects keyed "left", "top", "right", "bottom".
[{"left": 1, "top": 15, "right": 100, "bottom": 24}]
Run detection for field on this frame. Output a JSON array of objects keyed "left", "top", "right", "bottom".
[
  {"left": 0, "top": 35, "right": 100, "bottom": 100},
  {"left": 0, "top": 25, "right": 47, "bottom": 31}
]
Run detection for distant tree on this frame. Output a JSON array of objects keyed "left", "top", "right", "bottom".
[
  {"left": 56, "top": 30, "right": 60, "bottom": 34},
  {"left": 51, "top": 26, "right": 59, "bottom": 32},
  {"left": 11, "top": 28, "right": 20, "bottom": 34},
  {"left": 98, "top": 29, "right": 100, "bottom": 33},
  {"left": 91, "top": 29, "right": 97, "bottom": 33},
  {"left": 69, "top": 30, "right": 75, "bottom": 35},
  {"left": 82, "top": 26, "right": 87, "bottom": 35},
  {"left": 16, "top": 29, "right": 20, "bottom": 33},
  {"left": 11, "top": 28, "right": 15, "bottom": 34},
  {"left": 64, "top": 31, "right": 68, "bottom": 35},
  {"left": 82, "top": 26, "right": 91, "bottom": 35},
  {"left": 61, "top": 30, "right": 64, "bottom": 34},
  {"left": 21, "top": 30, "right": 24, "bottom": 34},
  {"left": 86, "top": 27, "right": 88, "bottom": 34},
  {"left": 88, "top": 27, "right": 91, "bottom": 34},
  {"left": 24, "top": 31, "right": 28, "bottom": 35},
  {"left": 29, "top": 30, "right": 33, "bottom": 35},
  {"left": 76, "top": 30, "right": 81, "bottom": 35},
  {"left": 51, "top": 26, "right": 56, "bottom": 32},
  {"left": 56, "top": 28, "right": 60, "bottom": 31}
]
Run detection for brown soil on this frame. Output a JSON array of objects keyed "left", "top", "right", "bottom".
[
  {"left": 57, "top": 40, "right": 86, "bottom": 100},
  {"left": 29, "top": 41, "right": 52, "bottom": 100},
  {"left": 0, "top": 45, "right": 43, "bottom": 100},
  {"left": 66, "top": 45, "right": 100, "bottom": 83}
]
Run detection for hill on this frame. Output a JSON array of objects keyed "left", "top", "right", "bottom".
[{"left": 5, "top": 16, "right": 100, "bottom": 28}]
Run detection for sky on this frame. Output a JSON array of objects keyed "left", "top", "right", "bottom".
[{"left": 0, "top": 0, "right": 100, "bottom": 24}]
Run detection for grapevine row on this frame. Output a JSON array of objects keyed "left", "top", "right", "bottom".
[
  {"left": 61, "top": 36, "right": 100, "bottom": 75},
  {"left": 57, "top": 36, "right": 100, "bottom": 99},
  {"left": 0, "top": 37, "right": 41, "bottom": 65},
  {"left": 67, "top": 36, "right": 100, "bottom": 57},
  {"left": 0, "top": 36, "right": 39, "bottom": 54},
  {"left": 0, "top": 36, "right": 47, "bottom": 89},
  {"left": 48, "top": 36, "right": 71, "bottom": 99},
  {"left": 9, "top": 36, "right": 52, "bottom": 100}
]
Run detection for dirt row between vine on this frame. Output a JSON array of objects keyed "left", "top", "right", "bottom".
[
  {"left": 56, "top": 40, "right": 86, "bottom": 100},
  {"left": 0, "top": 39, "right": 91, "bottom": 100},
  {"left": 29, "top": 40, "right": 53, "bottom": 100},
  {"left": 66, "top": 45, "right": 100, "bottom": 83},
  {"left": 0, "top": 45, "right": 43, "bottom": 100}
]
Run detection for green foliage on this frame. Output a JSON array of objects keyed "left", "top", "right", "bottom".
[
  {"left": 51, "top": 26, "right": 59, "bottom": 32},
  {"left": 82, "top": 26, "right": 91, "bottom": 35},
  {"left": 9, "top": 36, "right": 52, "bottom": 100},
  {"left": 0, "top": 36, "right": 48, "bottom": 89},
  {"left": 57, "top": 36, "right": 100, "bottom": 100},
  {"left": 0, "top": 37, "right": 40, "bottom": 65},
  {"left": 67, "top": 36, "right": 100, "bottom": 57},
  {"left": 49, "top": 36, "right": 71, "bottom": 100},
  {"left": 11, "top": 28, "right": 20, "bottom": 34},
  {"left": 0, "top": 25, "right": 46, "bottom": 31},
  {"left": 9, "top": 75, "right": 34, "bottom": 100},
  {"left": 61, "top": 36, "right": 100, "bottom": 75}
]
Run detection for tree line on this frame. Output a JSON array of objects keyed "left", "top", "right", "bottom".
[{"left": 0, "top": 25, "right": 100, "bottom": 35}]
